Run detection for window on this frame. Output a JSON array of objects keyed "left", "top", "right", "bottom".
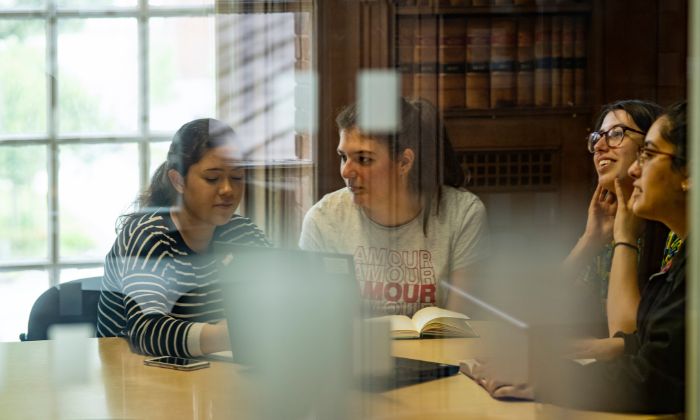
[{"left": 0, "top": 0, "right": 315, "bottom": 341}]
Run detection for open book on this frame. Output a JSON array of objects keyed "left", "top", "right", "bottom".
[{"left": 374, "top": 307, "right": 478, "bottom": 339}]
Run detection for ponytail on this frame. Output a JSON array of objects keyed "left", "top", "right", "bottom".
[
  {"left": 116, "top": 162, "right": 176, "bottom": 233},
  {"left": 140, "top": 161, "right": 178, "bottom": 209}
]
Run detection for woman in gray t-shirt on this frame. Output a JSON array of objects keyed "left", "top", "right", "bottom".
[{"left": 300, "top": 98, "right": 489, "bottom": 317}]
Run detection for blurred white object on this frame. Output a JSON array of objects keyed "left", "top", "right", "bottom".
[
  {"left": 354, "top": 317, "right": 392, "bottom": 378},
  {"left": 357, "top": 70, "right": 400, "bottom": 133},
  {"left": 295, "top": 70, "right": 318, "bottom": 134},
  {"left": 48, "top": 323, "right": 94, "bottom": 386}
]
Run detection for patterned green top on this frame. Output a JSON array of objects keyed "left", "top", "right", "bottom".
[
  {"left": 580, "top": 231, "right": 682, "bottom": 319},
  {"left": 661, "top": 231, "right": 683, "bottom": 271}
]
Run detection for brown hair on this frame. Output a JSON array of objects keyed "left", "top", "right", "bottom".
[
  {"left": 336, "top": 98, "right": 465, "bottom": 235},
  {"left": 593, "top": 99, "right": 663, "bottom": 133},
  {"left": 659, "top": 101, "right": 687, "bottom": 171}
]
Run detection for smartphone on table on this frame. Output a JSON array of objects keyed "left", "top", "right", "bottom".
[{"left": 144, "top": 356, "right": 210, "bottom": 371}]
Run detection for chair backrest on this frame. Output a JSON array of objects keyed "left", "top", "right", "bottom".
[{"left": 21, "top": 276, "right": 102, "bottom": 341}]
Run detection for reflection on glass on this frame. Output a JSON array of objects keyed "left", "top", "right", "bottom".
[
  {"left": 149, "top": 17, "right": 215, "bottom": 134},
  {"left": 56, "top": 0, "right": 136, "bottom": 7},
  {"left": 0, "top": 0, "right": 44, "bottom": 8},
  {"left": 149, "top": 0, "right": 213, "bottom": 6},
  {"left": 58, "top": 19, "right": 137, "bottom": 135},
  {"left": 149, "top": 141, "right": 169, "bottom": 179},
  {"left": 0, "top": 270, "right": 47, "bottom": 342},
  {"left": 59, "top": 143, "right": 139, "bottom": 260},
  {"left": 0, "top": 145, "right": 47, "bottom": 263},
  {"left": 59, "top": 267, "right": 104, "bottom": 284},
  {"left": 217, "top": 13, "right": 297, "bottom": 161},
  {"left": 0, "top": 19, "right": 46, "bottom": 136}
]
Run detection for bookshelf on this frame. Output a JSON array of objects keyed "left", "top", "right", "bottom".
[
  {"left": 395, "top": 1, "right": 592, "bottom": 112},
  {"left": 314, "top": 0, "right": 687, "bottom": 246},
  {"left": 397, "top": 3, "right": 592, "bottom": 15}
]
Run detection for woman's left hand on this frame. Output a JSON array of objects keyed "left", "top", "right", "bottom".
[
  {"left": 483, "top": 379, "right": 534, "bottom": 400},
  {"left": 613, "top": 177, "right": 645, "bottom": 244},
  {"left": 463, "top": 359, "right": 534, "bottom": 400}
]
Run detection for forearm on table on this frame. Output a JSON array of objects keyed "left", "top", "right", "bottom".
[
  {"left": 127, "top": 313, "right": 193, "bottom": 357},
  {"left": 199, "top": 321, "right": 230, "bottom": 355},
  {"left": 127, "top": 312, "right": 229, "bottom": 357}
]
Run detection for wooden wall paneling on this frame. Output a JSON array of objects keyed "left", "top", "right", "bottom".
[
  {"left": 446, "top": 113, "right": 587, "bottom": 150},
  {"left": 588, "top": 0, "right": 605, "bottom": 112},
  {"left": 316, "top": 0, "right": 362, "bottom": 198},
  {"left": 656, "top": 0, "right": 688, "bottom": 105},
  {"left": 361, "top": 0, "right": 392, "bottom": 68},
  {"left": 601, "top": 0, "right": 659, "bottom": 103},
  {"left": 315, "top": 0, "right": 393, "bottom": 199},
  {"left": 558, "top": 116, "right": 595, "bottom": 245},
  {"left": 447, "top": 112, "right": 592, "bottom": 245},
  {"left": 593, "top": 0, "right": 687, "bottom": 107}
]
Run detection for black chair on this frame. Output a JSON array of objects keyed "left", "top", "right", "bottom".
[{"left": 20, "top": 276, "right": 102, "bottom": 341}]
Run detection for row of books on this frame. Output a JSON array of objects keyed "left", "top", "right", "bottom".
[
  {"left": 396, "top": 15, "right": 587, "bottom": 110},
  {"left": 396, "top": 0, "right": 586, "bottom": 6}
]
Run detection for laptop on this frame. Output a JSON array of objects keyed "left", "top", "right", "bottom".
[
  {"left": 213, "top": 243, "right": 460, "bottom": 392},
  {"left": 214, "top": 243, "right": 359, "bottom": 367}
]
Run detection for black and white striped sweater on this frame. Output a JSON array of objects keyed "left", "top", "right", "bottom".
[{"left": 96, "top": 209, "right": 270, "bottom": 357}]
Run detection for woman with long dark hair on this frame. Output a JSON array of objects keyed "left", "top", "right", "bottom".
[
  {"left": 299, "top": 98, "right": 489, "bottom": 316},
  {"left": 562, "top": 99, "right": 673, "bottom": 336},
  {"left": 474, "top": 102, "right": 689, "bottom": 413},
  {"left": 558, "top": 101, "right": 690, "bottom": 412},
  {"left": 97, "top": 118, "right": 269, "bottom": 357}
]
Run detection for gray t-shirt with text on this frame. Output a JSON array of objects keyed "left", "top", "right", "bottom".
[{"left": 299, "top": 186, "right": 489, "bottom": 317}]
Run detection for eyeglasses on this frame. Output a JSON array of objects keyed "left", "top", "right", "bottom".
[
  {"left": 636, "top": 146, "right": 684, "bottom": 167},
  {"left": 587, "top": 125, "right": 645, "bottom": 153}
]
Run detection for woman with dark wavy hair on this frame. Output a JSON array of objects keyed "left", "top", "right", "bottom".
[
  {"left": 562, "top": 99, "right": 672, "bottom": 336},
  {"left": 475, "top": 102, "right": 689, "bottom": 414},
  {"left": 557, "top": 100, "right": 690, "bottom": 412}
]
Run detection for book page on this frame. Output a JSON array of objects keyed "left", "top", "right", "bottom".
[
  {"left": 369, "top": 315, "right": 419, "bottom": 339},
  {"left": 421, "top": 317, "right": 478, "bottom": 338},
  {"left": 411, "top": 306, "right": 469, "bottom": 332}
]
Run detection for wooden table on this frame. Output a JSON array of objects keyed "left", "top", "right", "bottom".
[{"left": 0, "top": 333, "right": 681, "bottom": 419}]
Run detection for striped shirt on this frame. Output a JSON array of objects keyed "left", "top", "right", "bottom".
[{"left": 96, "top": 209, "right": 270, "bottom": 357}]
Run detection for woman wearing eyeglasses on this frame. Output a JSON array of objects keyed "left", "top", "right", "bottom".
[
  {"left": 562, "top": 100, "right": 668, "bottom": 337},
  {"left": 474, "top": 102, "right": 688, "bottom": 413},
  {"left": 560, "top": 101, "right": 689, "bottom": 412}
]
